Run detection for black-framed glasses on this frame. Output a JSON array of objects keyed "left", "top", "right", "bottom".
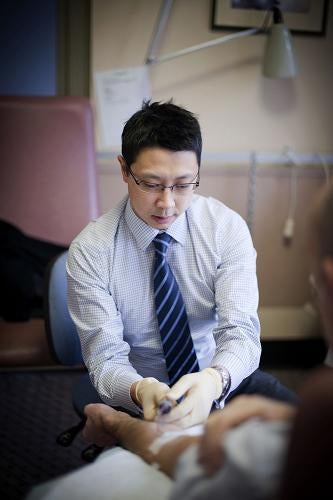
[{"left": 127, "top": 166, "right": 200, "bottom": 195}]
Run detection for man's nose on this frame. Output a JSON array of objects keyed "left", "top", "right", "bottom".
[{"left": 156, "top": 187, "right": 176, "bottom": 208}]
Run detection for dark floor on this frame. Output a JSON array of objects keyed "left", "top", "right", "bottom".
[
  {"left": 0, "top": 338, "right": 326, "bottom": 500},
  {"left": 0, "top": 370, "right": 88, "bottom": 500}
]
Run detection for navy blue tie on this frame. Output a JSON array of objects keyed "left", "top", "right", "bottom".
[{"left": 153, "top": 233, "right": 199, "bottom": 385}]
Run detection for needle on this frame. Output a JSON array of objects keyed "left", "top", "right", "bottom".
[{"left": 157, "top": 399, "right": 173, "bottom": 415}]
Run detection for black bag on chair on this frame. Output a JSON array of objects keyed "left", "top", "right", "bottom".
[{"left": 0, "top": 219, "right": 67, "bottom": 321}]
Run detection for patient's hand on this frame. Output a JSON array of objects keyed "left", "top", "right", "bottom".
[
  {"left": 83, "top": 403, "right": 164, "bottom": 462},
  {"left": 83, "top": 403, "right": 202, "bottom": 479},
  {"left": 198, "top": 395, "right": 296, "bottom": 475},
  {"left": 83, "top": 403, "right": 126, "bottom": 447}
]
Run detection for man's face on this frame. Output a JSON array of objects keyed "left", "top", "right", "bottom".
[{"left": 119, "top": 148, "right": 199, "bottom": 230}]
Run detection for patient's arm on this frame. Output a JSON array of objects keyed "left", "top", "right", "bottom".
[
  {"left": 83, "top": 394, "right": 296, "bottom": 479},
  {"left": 83, "top": 404, "right": 199, "bottom": 477}
]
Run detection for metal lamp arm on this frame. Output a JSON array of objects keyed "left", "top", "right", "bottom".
[
  {"left": 145, "top": 0, "right": 272, "bottom": 66},
  {"left": 146, "top": 27, "right": 261, "bottom": 65}
]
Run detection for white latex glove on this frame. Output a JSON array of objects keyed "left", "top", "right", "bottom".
[
  {"left": 157, "top": 368, "right": 222, "bottom": 428},
  {"left": 134, "top": 377, "right": 170, "bottom": 421}
]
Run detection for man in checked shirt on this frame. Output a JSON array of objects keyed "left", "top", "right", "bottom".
[{"left": 67, "top": 99, "right": 296, "bottom": 429}]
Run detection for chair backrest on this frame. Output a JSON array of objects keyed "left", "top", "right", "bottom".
[
  {"left": 0, "top": 96, "right": 99, "bottom": 246},
  {"left": 45, "top": 251, "right": 83, "bottom": 365}
]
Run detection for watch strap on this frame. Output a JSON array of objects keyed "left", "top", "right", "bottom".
[{"left": 211, "top": 366, "right": 231, "bottom": 406}]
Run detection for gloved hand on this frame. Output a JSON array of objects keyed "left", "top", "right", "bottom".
[
  {"left": 132, "top": 377, "right": 170, "bottom": 421},
  {"left": 157, "top": 368, "right": 222, "bottom": 428}
]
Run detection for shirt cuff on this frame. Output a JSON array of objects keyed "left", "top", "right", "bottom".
[
  {"left": 210, "top": 351, "right": 257, "bottom": 393},
  {"left": 111, "top": 369, "right": 144, "bottom": 415}
]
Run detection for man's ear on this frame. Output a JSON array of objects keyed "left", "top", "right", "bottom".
[
  {"left": 118, "top": 155, "right": 129, "bottom": 183},
  {"left": 322, "top": 257, "right": 333, "bottom": 295}
]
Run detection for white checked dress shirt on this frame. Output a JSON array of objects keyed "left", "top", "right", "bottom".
[{"left": 67, "top": 194, "right": 261, "bottom": 413}]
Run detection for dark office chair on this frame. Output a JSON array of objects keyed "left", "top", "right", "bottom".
[{"left": 44, "top": 250, "right": 104, "bottom": 462}]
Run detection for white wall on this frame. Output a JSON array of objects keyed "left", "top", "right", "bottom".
[{"left": 91, "top": 0, "right": 333, "bottom": 153}]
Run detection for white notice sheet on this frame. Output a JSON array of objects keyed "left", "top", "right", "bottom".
[{"left": 95, "top": 66, "right": 152, "bottom": 149}]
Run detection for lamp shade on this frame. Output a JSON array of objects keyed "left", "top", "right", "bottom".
[{"left": 263, "top": 23, "right": 297, "bottom": 78}]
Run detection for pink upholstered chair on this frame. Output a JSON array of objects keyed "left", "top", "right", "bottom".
[{"left": 0, "top": 96, "right": 99, "bottom": 366}]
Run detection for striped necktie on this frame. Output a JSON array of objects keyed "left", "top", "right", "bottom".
[{"left": 153, "top": 232, "right": 199, "bottom": 385}]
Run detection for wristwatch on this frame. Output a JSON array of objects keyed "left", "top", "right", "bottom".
[{"left": 211, "top": 365, "right": 231, "bottom": 409}]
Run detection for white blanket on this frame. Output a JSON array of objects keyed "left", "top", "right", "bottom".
[{"left": 26, "top": 425, "right": 203, "bottom": 500}]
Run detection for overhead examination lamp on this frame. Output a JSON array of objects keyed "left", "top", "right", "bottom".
[{"left": 146, "top": 1, "right": 297, "bottom": 79}]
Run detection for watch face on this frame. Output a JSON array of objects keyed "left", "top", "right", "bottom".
[{"left": 214, "top": 399, "right": 225, "bottom": 410}]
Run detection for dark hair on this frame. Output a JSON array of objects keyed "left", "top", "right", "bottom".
[{"left": 121, "top": 100, "right": 202, "bottom": 170}]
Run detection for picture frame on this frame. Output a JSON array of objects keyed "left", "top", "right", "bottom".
[{"left": 211, "top": 0, "right": 329, "bottom": 36}]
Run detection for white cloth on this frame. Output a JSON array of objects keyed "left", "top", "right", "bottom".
[
  {"left": 67, "top": 194, "right": 261, "bottom": 413},
  {"left": 26, "top": 420, "right": 290, "bottom": 500},
  {"left": 26, "top": 447, "right": 173, "bottom": 500},
  {"left": 170, "top": 419, "right": 291, "bottom": 500},
  {"left": 26, "top": 426, "right": 203, "bottom": 500}
]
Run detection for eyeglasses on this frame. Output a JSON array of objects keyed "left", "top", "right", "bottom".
[{"left": 127, "top": 166, "right": 200, "bottom": 195}]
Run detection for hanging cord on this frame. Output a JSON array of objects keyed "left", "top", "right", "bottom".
[
  {"left": 247, "top": 151, "right": 258, "bottom": 235},
  {"left": 282, "top": 147, "right": 298, "bottom": 245},
  {"left": 316, "top": 152, "right": 331, "bottom": 185}
]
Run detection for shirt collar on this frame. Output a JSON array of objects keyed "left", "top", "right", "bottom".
[{"left": 124, "top": 199, "right": 188, "bottom": 250}]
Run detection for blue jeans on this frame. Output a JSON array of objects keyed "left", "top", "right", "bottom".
[{"left": 225, "top": 369, "right": 298, "bottom": 405}]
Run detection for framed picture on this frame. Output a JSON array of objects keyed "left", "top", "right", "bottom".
[{"left": 211, "top": 0, "right": 329, "bottom": 35}]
